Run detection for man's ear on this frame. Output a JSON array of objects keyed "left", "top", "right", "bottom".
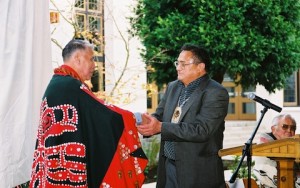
[
  {"left": 200, "top": 62, "right": 205, "bottom": 70},
  {"left": 74, "top": 52, "right": 80, "bottom": 63},
  {"left": 271, "top": 125, "right": 275, "bottom": 132},
  {"left": 72, "top": 52, "right": 82, "bottom": 67},
  {"left": 197, "top": 62, "right": 205, "bottom": 72}
]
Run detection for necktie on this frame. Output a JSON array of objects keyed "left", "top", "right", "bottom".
[
  {"left": 163, "top": 78, "right": 201, "bottom": 160},
  {"left": 164, "top": 94, "right": 189, "bottom": 160}
]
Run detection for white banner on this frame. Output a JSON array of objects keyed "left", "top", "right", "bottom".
[{"left": 0, "top": 0, "right": 52, "bottom": 187}]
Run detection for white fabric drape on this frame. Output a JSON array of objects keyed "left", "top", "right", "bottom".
[{"left": 0, "top": 0, "right": 52, "bottom": 187}]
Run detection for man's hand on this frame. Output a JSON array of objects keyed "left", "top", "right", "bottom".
[
  {"left": 137, "top": 113, "right": 162, "bottom": 136},
  {"left": 141, "top": 113, "right": 150, "bottom": 125}
]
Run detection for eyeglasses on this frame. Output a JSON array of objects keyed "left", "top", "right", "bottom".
[
  {"left": 174, "top": 61, "right": 194, "bottom": 68},
  {"left": 281, "top": 124, "right": 296, "bottom": 131}
]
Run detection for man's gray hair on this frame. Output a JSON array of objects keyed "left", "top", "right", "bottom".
[
  {"left": 62, "top": 39, "right": 94, "bottom": 61},
  {"left": 271, "top": 114, "right": 296, "bottom": 127}
]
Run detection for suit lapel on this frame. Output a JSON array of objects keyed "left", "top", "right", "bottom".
[
  {"left": 166, "top": 82, "right": 182, "bottom": 120},
  {"left": 179, "top": 75, "right": 210, "bottom": 121}
]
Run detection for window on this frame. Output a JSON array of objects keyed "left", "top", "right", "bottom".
[
  {"left": 88, "top": 16, "right": 101, "bottom": 31},
  {"left": 147, "top": 83, "right": 165, "bottom": 114},
  {"left": 88, "top": 0, "right": 101, "bottom": 11},
  {"left": 74, "top": 0, "right": 104, "bottom": 92},
  {"left": 284, "top": 71, "right": 299, "bottom": 106},
  {"left": 75, "top": 0, "right": 85, "bottom": 9},
  {"left": 76, "top": 14, "right": 86, "bottom": 31},
  {"left": 223, "top": 74, "right": 256, "bottom": 120}
]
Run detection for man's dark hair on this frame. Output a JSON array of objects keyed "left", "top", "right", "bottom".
[
  {"left": 180, "top": 44, "right": 211, "bottom": 72},
  {"left": 62, "top": 39, "right": 93, "bottom": 61}
]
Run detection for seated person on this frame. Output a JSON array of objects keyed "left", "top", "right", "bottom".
[{"left": 253, "top": 114, "right": 299, "bottom": 188}]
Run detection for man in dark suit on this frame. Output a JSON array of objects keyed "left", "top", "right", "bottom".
[{"left": 137, "top": 44, "right": 229, "bottom": 188}]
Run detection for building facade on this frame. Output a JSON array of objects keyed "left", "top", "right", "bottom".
[
  {"left": 50, "top": 0, "right": 147, "bottom": 112},
  {"left": 50, "top": 0, "right": 300, "bottom": 132}
]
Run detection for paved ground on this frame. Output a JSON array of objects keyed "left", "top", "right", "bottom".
[
  {"left": 142, "top": 182, "right": 156, "bottom": 188},
  {"left": 141, "top": 170, "right": 239, "bottom": 187}
]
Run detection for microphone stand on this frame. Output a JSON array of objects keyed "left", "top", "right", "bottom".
[{"left": 229, "top": 106, "right": 269, "bottom": 188}]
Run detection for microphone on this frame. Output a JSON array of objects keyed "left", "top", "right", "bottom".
[{"left": 247, "top": 93, "right": 282, "bottom": 112}]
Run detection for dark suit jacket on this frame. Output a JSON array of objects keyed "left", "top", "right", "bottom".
[{"left": 153, "top": 74, "right": 229, "bottom": 188}]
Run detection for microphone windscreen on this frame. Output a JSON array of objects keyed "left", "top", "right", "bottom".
[{"left": 247, "top": 93, "right": 255, "bottom": 100}]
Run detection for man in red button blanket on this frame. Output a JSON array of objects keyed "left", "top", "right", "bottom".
[{"left": 29, "top": 39, "right": 148, "bottom": 188}]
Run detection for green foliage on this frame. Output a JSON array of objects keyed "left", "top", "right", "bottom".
[
  {"left": 141, "top": 135, "right": 161, "bottom": 183},
  {"left": 228, "top": 155, "right": 257, "bottom": 180},
  {"left": 144, "top": 136, "right": 160, "bottom": 167},
  {"left": 130, "top": 0, "right": 300, "bottom": 92}
]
